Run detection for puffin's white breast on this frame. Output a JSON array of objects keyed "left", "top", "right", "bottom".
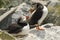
[
  {"left": 43, "top": 6, "right": 48, "bottom": 15},
  {"left": 38, "top": 6, "right": 48, "bottom": 25}
]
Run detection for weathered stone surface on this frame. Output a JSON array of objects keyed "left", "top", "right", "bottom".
[{"left": 30, "top": 25, "right": 60, "bottom": 40}]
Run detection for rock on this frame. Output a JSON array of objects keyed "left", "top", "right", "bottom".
[
  {"left": 29, "top": 24, "right": 60, "bottom": 40},
  {"left": 24, "top": 34, "right": 40, "bottom": 40}
]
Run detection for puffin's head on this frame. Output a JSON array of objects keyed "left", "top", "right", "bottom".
[
  {"left": 17, "top": 17, "right": 28, "bottom": 27},
  {"left": 32, "top": 3, "right": 43, "bottom": 10},
  {"left": 18, "top": 15, "right": 29, "bottom": 22},
  {"left": 29, "top": 3, "right": 44, "bottom": 14}
]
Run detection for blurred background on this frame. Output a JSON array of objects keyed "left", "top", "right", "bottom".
[{"left": 0, "top": 0, "right": 60, "bottom": 29}]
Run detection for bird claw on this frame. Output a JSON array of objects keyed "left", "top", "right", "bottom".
[{"left": 36, "top": 26, "right": 45, "bottom": 30}]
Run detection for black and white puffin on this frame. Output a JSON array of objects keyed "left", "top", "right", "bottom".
[
  {"left": 29, "top": 3, "right": 48, "bottom": 30},
  {"left": 5, "top": 16, "right": 30, "bottom": 36}
]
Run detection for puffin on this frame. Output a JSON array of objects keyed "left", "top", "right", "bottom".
[
  {"left": 5, "top": 16, "right": 30, "bottom": 36},
  {"left": 29, "top": 3, "right": 48, "bottom": 30}
]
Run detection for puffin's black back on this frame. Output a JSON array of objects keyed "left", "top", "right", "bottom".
[{"left": 29, "top": 3, "right": 44, "bottom": 25}]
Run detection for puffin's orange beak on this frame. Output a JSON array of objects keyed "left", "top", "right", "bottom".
[{"left": 35, "top": 24, "right": 44, "bottom": 30}]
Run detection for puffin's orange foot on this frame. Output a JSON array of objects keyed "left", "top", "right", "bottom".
[
  {"left": 34, "top": 24, "right": 44, "bottom": 30},
  {"left": 36, "top": 26, "right": 45, "bottom": 30}
]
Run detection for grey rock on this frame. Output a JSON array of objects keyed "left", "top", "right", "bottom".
[{"left": 30, "top": 25, "right": 60, "bottom": 40}]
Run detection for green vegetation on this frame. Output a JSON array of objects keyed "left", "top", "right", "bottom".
[
  {"left": 54, "top": 4, "right": 60, "bottom": 15},
  {"left": 47, "top": 6, "right": 55, "bottom": 15},
  {"left": 48, "top": 4, "right": 60, "bottom": 16},
  {"left": 0, "top": 0, "right": 10, "bottom": 8},
  {"left": 59, "top": 0, "right": 60, "bottom": 1},
  {"left": 0, "top": 31, "right": 15, "bottom": 40}
]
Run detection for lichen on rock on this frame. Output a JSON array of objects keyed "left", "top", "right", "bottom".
[{"left": 0, "top": 30, "right": 16, "bottom": 40}]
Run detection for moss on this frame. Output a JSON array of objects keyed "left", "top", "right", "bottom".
[
  {"left": 0, "top": 0, "right": 10, "bottom": 8},
  {"left": 48, "top": 6, "right": 53, "bottom": 12},
  {"left": 0, "top": 31, "right": 15, "bottom": 40},
  {"left": 54, "top": 5, "right": 60, "bottom": 15},
  {"left": 59, "top": 0, "right": 60, "bottom": 1},
  {"left": 48, "top": 6, "right": 55, "bottom": 14},
  {"left": 48, "top": 4, "right": 60, "bottom": 15},
  {"left": 0, "top": 0, "right": 4, "bottom": 8}
]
